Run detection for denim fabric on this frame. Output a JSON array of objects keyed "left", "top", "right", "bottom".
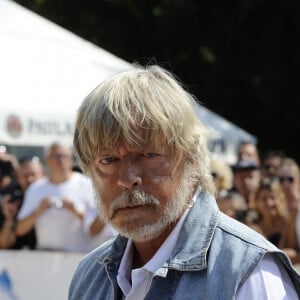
[{"left": 69, "top": 191, "right": 300, "bottom": 300}]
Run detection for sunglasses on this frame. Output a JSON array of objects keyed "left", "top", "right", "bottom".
[{"left": 279, "top": 176, "right": 294, "bottom": 183}]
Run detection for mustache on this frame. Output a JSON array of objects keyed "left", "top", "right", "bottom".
[{"left": 109, "top": 190, "right": 159, "bottom": 218}]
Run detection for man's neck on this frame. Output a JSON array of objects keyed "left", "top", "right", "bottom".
[
  {"left": 49, "top": 171, "right": 72, "bottom": 184},
  {"left": 132, "top": 223, "right": 177, "bottom": 269},
  {"left": 130, "top": 187, "right": 199, "bottom": 269}
]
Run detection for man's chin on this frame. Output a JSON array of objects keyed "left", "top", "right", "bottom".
[{"left": 110, "top": 222, "right": 166, "bottom": 242}]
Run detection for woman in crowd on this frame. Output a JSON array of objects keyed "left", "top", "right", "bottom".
[
  {"left": 210, "top": 158, "right": 233, "bottom": 199},
  {"left": 252, "top": 178, "right": 288, "bottom": 247},
  {"left": 277, "top": 158, "right": 300, "bottom": 264}
]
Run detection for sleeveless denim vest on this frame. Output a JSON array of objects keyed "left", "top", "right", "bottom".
[{"left": 69, "top": 191, "right": 300, "bottom": 300}]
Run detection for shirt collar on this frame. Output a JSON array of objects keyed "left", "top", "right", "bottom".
[{"left": 117, "top": 187, "right": 201, "bottom": 288}]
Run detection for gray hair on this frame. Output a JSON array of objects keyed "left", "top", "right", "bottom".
[
  {"left": 44, "top": 141, "right": 72, "bottom": 158},
  {"left": 74, "top": 64, "right": 215, "bottom": 194}
]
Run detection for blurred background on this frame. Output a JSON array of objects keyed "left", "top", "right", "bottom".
[{"left": 11, "top": 0, "right": 300, "bottom": 163}]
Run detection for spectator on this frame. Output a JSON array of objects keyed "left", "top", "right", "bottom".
[
  {"left": 69, "top": 65, "right": 300, "bottom": 299},
  {"left": 0, "top": 148, "right": 19, "bottom": 193},
  {"left": 17, "top": 156, "right": 45, "bottom": 191},
  {"left": 277, "top": 158, "right": 300, "bottom": 264},
  {"left": 9, "top": 157, "right": 46, "bottom": 249},
  {"left": 210, "top": 158, "right": 233, "bottom": 198},
  {"left": 252, "top": 178, "right": 288, "bottom": 247},
  {"left": 0, "top": 150, "right": 38, "bottom": 249},
  {"left": 217, "top": 191, "right": 261, "bottom": 233},
  {"left": 277, "top": 157, "right": 300, "bottom": 210},
  {"left": 16, "top": 142, "right": 94, "bottom": 252},
  {"left": 232, "top": 159, "right": 261, "bottom": 208},
  {"left": 0, "top": 186, "right": 22, "bottom": 249},
  {"left": 236, "top": 141, "right": 261, "bottom": 166},
  {"left": 83, "top": 201, "right": 117, "bottom": 250},
  {"left": 261, "top": 150, "right": 286, "bottom": 180},
  {"left": 217, "top": 191, "right": 246, "bottom": 220}
]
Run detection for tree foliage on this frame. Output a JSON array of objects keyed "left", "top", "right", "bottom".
[{"left": 14, "top": 0, "right": 300, "bottom": 161}]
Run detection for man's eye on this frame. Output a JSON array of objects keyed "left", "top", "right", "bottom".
[
  {"left": 144, "top": 153, "right": 158, "bottom": 158},
  {"left": 100, "top": 157, "right": 116, "bottom": 164}
]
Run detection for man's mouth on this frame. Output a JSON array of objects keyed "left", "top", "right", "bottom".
[
  {"left": 118, "top": 204, "right": 143, "bottom": 211},
  {"left": 111, "top": 204, "right": 144, "bottom": 218}
]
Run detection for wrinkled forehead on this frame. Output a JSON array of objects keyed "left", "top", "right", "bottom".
[{"left": 98, "top": 136, "right": 179, "bottom": 156}]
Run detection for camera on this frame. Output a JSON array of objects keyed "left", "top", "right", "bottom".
[
  {"left": 0, "top": 187, "right": 23, "bottom": 205},
  {"left": 0, "top": 160, "right": 14, "bottom": 178},
  {"left": 50, "top": 196, "right": 63, "bottom": 209}
]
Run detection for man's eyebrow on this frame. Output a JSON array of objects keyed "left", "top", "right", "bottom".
[{"left": 98, "top": 146, "right": 114, "bottom": 152}]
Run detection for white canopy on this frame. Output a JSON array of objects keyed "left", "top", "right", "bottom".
[
  {"left": 193, "top": 103, "right": 256, "bottom": 163},
  {"left": 0, "top": 0, "right": 256, "bottom": 163},
  {"left": 0, "top": 0, "right": 131, "bottom": 147}
]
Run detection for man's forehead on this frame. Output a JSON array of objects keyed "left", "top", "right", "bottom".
[
  {"left": 50, "top": 145, "right": 71, "bottom": 153},
  {"left": 99, "top": 141, "right": 170, "bottom": 153}
]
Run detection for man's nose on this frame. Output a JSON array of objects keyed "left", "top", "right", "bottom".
[{"left": 117, "top": 160, "right": 142, "bottom": 190}]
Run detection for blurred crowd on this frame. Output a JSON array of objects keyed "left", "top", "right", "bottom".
[
  {"left": 2, "top": 140, "right": 300, "bottom": 265},
  {"left": 212, "top": 141, "right": 300, "bottom": 265},
  {"left": 0, "top": 142, "right": 116, "bottom": 253}
]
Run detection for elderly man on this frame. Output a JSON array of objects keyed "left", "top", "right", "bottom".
[{"left": 69, "top": 65, "right": 300, "bottom": 299}]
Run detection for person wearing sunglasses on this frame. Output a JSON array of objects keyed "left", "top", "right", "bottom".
[
  {"left": 277, "top": 158, "right": 300, "bottom": 210},
  {"left": 16, "top": 142, "right": 95, "bottom": 252},
  {"left": 278, "top": 158, "right": 300, "bottom": 265},
  {"left": 261, "top": 150, "right": 285, "bottom": 180}
]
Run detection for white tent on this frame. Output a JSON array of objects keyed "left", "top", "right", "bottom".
[
  {"left": 0, "top": 0, "right": 131, "bottom": 148},
  {"left": 0, "top": 0, "right": 256, "bottom": 163},
  {"left": 193, "top": 103, "right": 256, "bottom": 163}
]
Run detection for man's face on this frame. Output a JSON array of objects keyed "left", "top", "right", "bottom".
[
  {"left": 90, "top": 141, "right": 194, "bottom": 242},
  {"left": 234, "top": 169, "right": 260, "bottom": 198},
  {"left": 255, "top": 189, "right": 279, "bottom": 217},
  {"left": 262, "top": 156, "right": 282, "bottom": 178},
  {"left": 278, "top": 165, "right": 299, "bottom": 199},
  {"left": 46, "top": 145, "right": 73, "bottom": 174}
]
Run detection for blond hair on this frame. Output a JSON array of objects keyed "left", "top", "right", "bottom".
[
  {"left": 74, "top": 64, "right": 215, "bottom": 194},
  {"left": 279, "top": 157, "right": 300, "bottom": 180},
  {"left": 211, "top": 158, "right": 233, "bottom": 191}
]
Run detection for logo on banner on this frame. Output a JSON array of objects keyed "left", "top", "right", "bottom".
[{"left": 6, "top": 115, "right": 22, "bottom": 138}]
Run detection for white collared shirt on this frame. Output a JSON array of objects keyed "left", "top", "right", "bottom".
[{"left": 117, "top": 189, "right": 201, "bottom": 300}]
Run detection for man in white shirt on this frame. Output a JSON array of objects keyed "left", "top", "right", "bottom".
[
  {"left": 69, "top": 65, "right": 300, "bottom": 299},
  {"left": 83, "top": 200, "right": 117, "bottom": 250},
  {"left": 16, "top": 142, "right": 94, "bottom": 252}
]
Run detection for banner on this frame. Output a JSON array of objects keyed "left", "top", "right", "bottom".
[{"left": 0, "top": 250, "right": 84, "bottom": 300}]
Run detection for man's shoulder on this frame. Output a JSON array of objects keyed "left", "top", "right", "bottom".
[
  {"left": 217, "top": 212, "right": 277, "bottom": 251},
  {"left": 75, "top": 237, "right": 117, "bottom": 272},
  {"left": 26, "top": 177, "right": 48, "bottom": 193},
  {"left": 69, "top": 237, "right": 121, "bottom": 298}
]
